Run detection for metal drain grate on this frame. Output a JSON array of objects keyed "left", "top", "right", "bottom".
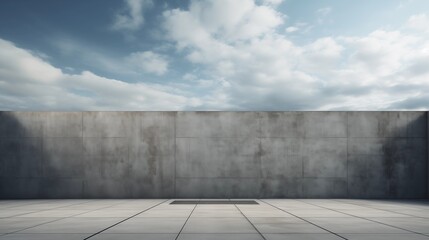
[{"left": 170, "top": 200, "right": 258, "bottom": 205}]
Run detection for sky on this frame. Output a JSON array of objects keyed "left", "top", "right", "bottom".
[{"left": 0, "top": 0, "right": 428, "bottom": 110}]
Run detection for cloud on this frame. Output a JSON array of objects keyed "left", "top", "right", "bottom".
[
  {"left": 316, "top": 7, "right": 332, "bottom": 24},
  {"left": 53, "top": 37, "right": 169, "bottom": 76},
  {"left": 285, "top": 22, "right": 312, "bottom": 34},
  {"left": 162, "top": 0, "right": 284, "bottom": 67},
  {"left": 161, "top": 0, "right": 429, "bottom": 110},
  {"left": 316, "top": 7, "right": 332, "bottom": 16},
  {"left": 126, "top": 51, "right": 169, "bottom": 75},
  {"left": 407, "top": 13, "right": 429, "bottom": 32},
  {"left": 163, "top": 0, "right": 284, "bottom": 43},
  {"left": 285, "top": 26, "right": 298, "bottom": 33},
  {"left": 344, "top": 30, "right": 419, "bottom": 77},
  {"left": 397, "top": 0, "right": 415, "bottom": 9},
  {"left": 261, "top": 0, "right": 284, "bottom": 6},
  {"left": 112, "top": 0, "right": 153, "bottom": 31},
  {"left": 0, "top": 40, "right": 62, "bottom": 83},
  {"left": 2, "top": 0, "right": 429, "bottom": 111},
  {"left": 0, "top": 39, "right": 199, "bottom": 110},
  {"left": 53, "top": 37, "right": 127, "bottom": 74}
]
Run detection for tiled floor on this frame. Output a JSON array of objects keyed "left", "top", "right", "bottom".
[{"left": 0, "top": 199, "right": 429, "bottom": 240}]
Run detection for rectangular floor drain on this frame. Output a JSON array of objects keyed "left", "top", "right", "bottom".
[{"left": 170, "top": 200, "right": 258, "bottom": 205}]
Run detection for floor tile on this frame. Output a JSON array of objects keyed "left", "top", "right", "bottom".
[
  {"left": 239, "top": 210, "right": 293, "bottom": 218},
  {"left": 248, "top": 217, "right": 306, "bottom": 224},
  {"left": 390, "top": 209, "right": 429, "bottom": 218},
  {"left": 137, "top": 210, "right": 192, "bottom": 218},
  {"left": 0, "top": 218, "right": 59, "bottom": 234},
  {"left": 19, "top": 210, "right": 89, "bottom": 218},
  {"left": 286, "top": 209, "right": 350, "bottom": 218},
  {"left": 338, "top": 209, "right": 409, "bottom": 218},
  {"left": 0, "top": 233, "right": 89, "bottom": 240},
  {"left": 75, "top": 209, "right": 141, "bottom": 218},
  {"left": 19, "top": 217, "right": 122, "bottom": 234},
  {"left": 369, "top": 217, "right": 429, "bottom": 234},
  {"left": 191, "top": 209, "right": 243, "bottom": 218},
  {"left": 0, "top": 210, "right": 38, "bottom": 218},
  {"left": 305, "top": 217, "right": 408, "bottom": 234},
  {"left": 90, "top": 233, "right": 177, "bottom": 240},
  {"left": 1, "top": 199, "right": 429, "bottom": 238},
  {"left": 177, "top": 233, "right": 264, "bottom": 240},
  {"left": 182, "top": 218, "right": 257, "bottom": 233},
  {"left": 105, "top": 218, "right": 187, "bottom": 234},
  {"left": 254, "top": 222, "right": 327, "bottom": 234},
  {"left": 263, "top": 233, "right": 344, "bottom": 240},
  {"left": 341, "top": 233, "right": 429, "bottom": 240}
]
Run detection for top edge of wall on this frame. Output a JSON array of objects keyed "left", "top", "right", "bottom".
[{"left": 0, "top": 110, "right": 428, "bottom": 113}]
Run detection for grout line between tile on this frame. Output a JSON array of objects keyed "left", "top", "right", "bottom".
[
  {"left": 1, "top": 200, "right": 62, "bottom": 210},
  {"left": 234, "top": 201, "right": 267, "bottom": 240},
  {"left": 260, "top": 199, "right": 348, "bottom": 240},
  {"left": 4, "top": 199, "right": 94, "bottom": 218},
  {"left": 334, "top": 199, "right": 429, "bottom": 218},
  {"left": 83, "top": 199, "right": 169, "bottom": 240},
  {"left": 3, "top": 200, "right": 131, "bottom": 236},
  {"left": 298, "top": 199, "right": 429, "bottom": 237},
  {"left": 175, "top": 201, "right": 197, "bottom": 240},
  {"left": 4, "top": 200, "right": 135, "bottom": 235}
]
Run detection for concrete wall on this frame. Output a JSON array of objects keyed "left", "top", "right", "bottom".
[{"left": 0, "top": 111, "right": 427, "bottom": 199}]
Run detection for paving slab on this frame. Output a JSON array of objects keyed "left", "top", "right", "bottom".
[{"left": 0, "top": 199, "right": 428, "bottom": 239}]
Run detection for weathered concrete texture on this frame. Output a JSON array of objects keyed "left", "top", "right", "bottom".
[
  {"left": 0, "top": 112, "right": 176, "bottom": 198},
  {"left": 128, "top": 112, "right": 176, "bottom": 198},
  {"left": 176, "top": 137, "right": 260, "bottom": 178},
  {"left": 347, "top": 112, "right": 427, "bottom": 199},
  {"left": 0, "top": 111, "right": 427, "bottom": 199},
  {"left": 175, "top": 111, "right": 427, "bottom": 199}
]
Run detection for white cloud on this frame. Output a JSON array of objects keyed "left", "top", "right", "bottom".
[
  {"left": 0, "top": 39, "right": 198, "bottom": 110},
  {"left": 315, "top": 7, "right": 332, "bottom": 24},
  {"left": 285, "top": 26, "right": 298, "bottom": 33},
  {"left": 54, "top": 38, "right": 127, "bottom": 74},
  {"left": 162, "top": 0, "right": 284, "bottom": 67},
  {"left": 163, "top": 0, "right": 284, "bottom": 43},
  {"left": 0, "top": 40, "right": 62, "bottom": 83},
  {"left": 261, "top": 0, "right": 284, "bottom": 6},
  {"left": 52, "top": 38, "right": 170, "bottom": 76},
  {"left": 407, "top": 13, "right": 429, "bottom": 32},
  {"left": 306, "top": 37, "right": 344, "bottom": 60},
  {"left": 182, "top": 73, "right": 197, "bottom": 81},
  {"left": 126, "top": 51, "right": 169, "bottom": 75},
  {"left": 3, "top": 0, "right": 429, "bottom": 111},
  {"left": 112, "top": 0, "right": 153, "bottom": 31},
  {"left": 161, "top": 0, "right": 429, "bottom": 110},
  {"left": 316, "top": 7, "right": 332, "bottom": 16},
  {"left": 397, "top": 0, "right": 415, "bottom": 9},
  {"left": 285, "top": 22, "right": 312, "bottom": 34},
  {"left": 344, "top": 30, "right": 418, "bottom": 77}
]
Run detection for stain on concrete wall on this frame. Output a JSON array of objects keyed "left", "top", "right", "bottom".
[{"left": 0, "top": 111, "right": 427, "bottom": 199}]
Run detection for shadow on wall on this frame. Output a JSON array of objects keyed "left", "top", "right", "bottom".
[
  {"left": 0, "top": 111, "right": 427, "bottom": 199},
  {"left": 382, "top": 113, "right": 428, "bottom": 198},
  {"left": 0, "top": 112, "right": 176, "bottom": 199},
  {"left": 347, "top": 112, "right": 428, "bottom": 199},
  {"left": 0, "top": 112, "right": 86, "bottom": 199},
  {"left": 0, "top": 112, "right": 45, "bottom": 198}
]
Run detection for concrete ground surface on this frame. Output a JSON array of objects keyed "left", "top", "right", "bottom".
[{"left": 0, "top": 199, "right": 429, "bottom": 240}]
